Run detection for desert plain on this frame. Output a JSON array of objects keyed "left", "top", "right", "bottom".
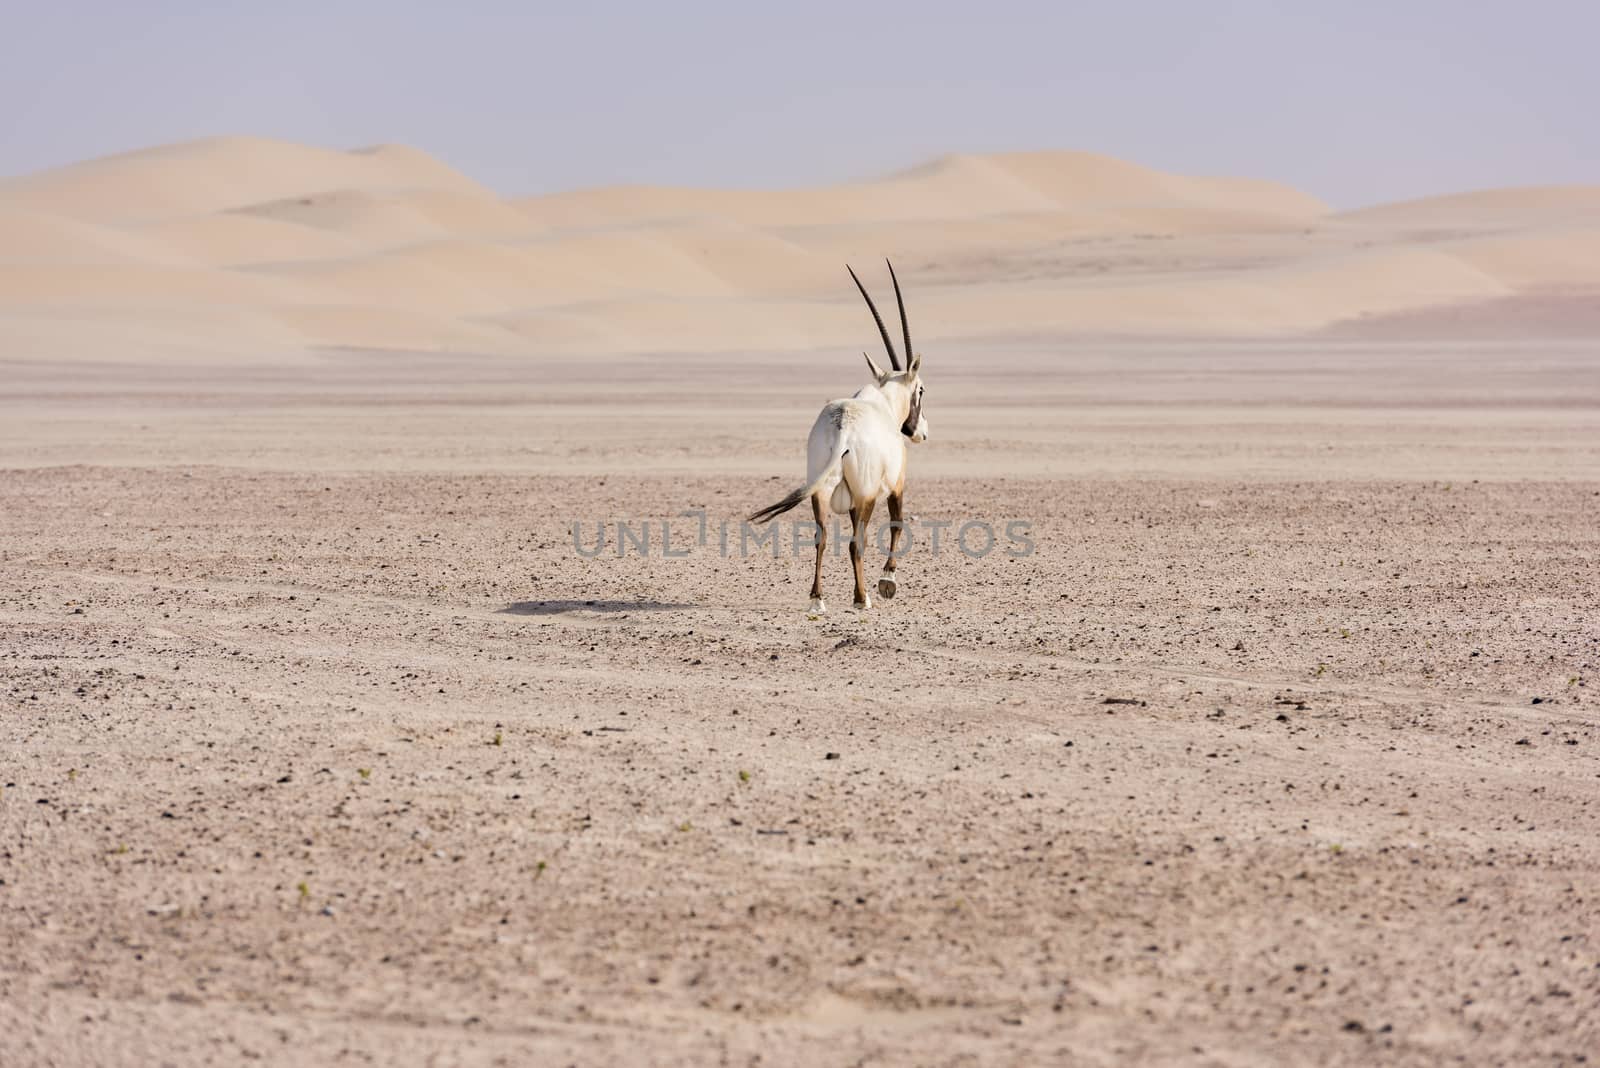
[{"left": 2, "top": 138, "right": 1599, "bottom": 1065}]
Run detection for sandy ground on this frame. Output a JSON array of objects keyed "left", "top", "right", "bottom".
[{"left": 2, "top": 341, "right": 1597, "bottom": 1066}]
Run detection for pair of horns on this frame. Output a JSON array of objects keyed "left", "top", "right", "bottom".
[{"left": 847, "top": 259, "right": 912, "bottom": 372}]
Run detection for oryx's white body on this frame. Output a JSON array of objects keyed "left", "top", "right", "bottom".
[
  {"left": 748, "top": 261, "right": 929, "bottom": 613},
  {"left": 808, "top": 374, "right": 926, "bottom": 520}
]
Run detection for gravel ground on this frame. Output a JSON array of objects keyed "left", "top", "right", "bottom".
[{"left": 3, "top": 346, "right": 1598, "bottom": 1065}]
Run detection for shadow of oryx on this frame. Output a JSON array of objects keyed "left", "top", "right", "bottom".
[{"left": 498, "top": 600, "right": 693, "bottom": 616}]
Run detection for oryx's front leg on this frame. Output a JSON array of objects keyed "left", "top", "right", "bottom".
[
  {"left": 878, "top": 489, "right": 905, "bottom": 600},
  {"left": 808, "top": 493, "right": 828, "bottom": 614},
  {"left": 848, "top": 497, "right": 877, "bottom": 609}
]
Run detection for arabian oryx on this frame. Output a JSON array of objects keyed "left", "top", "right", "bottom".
[{"left": 747, "top": 260, "right": 929, "bottom": 613}]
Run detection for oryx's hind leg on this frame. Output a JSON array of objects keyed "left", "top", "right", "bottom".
[
  {"left": 808, "top": 492, "right": 828, "bottom": 614},
  {"left": 848, "top": 497, "right": 877, "bottom": 609},
  {"left": 878, "top": 489, "right": 905, "bottom": 600}
]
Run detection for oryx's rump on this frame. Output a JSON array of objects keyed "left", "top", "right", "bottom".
[
  {"left": 747, "top": 431, "right": 847, "bottom": 525},
  {"left": 815, "top": 394, "right": 906, "bottom": 516},
  {"left": 746, "top": 387, "right": 912, "bottom": 525}
]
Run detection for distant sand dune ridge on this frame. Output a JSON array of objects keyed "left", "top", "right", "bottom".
[{"left": 1, "top": 135, "right": 1596, "bottom": 362}]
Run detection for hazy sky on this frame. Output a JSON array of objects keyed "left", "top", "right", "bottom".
[{"left": 3, "top": 1, "right": 1595, "bottom": 207}]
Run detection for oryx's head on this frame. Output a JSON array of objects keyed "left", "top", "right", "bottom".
[{"left": 848, "top": 259, "right": 929, "bottom": 444}]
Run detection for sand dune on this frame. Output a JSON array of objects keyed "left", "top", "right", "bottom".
[
  {"left": 1336, "top": 185, "right": 1600, "bottom": 229},
  {"left": 254, "top": 243, "right": 593, "bottom": 318},
  {"left": 1436, "top": 226, "right": 1600, "bottom": 289},
  {"left": 0, "top": 262, "right": 325, "bottom": 308},
  {"left": 0, "top": 207, "right": 198, "bottom": 267},
  {"left": 1, "top": 135, "right": 1595, "bottom": 361},
  {"left": 516, "top": 153, "right": 1068, "bottom": 230},
  {"left": 274, "top": 302, "right": 523, "bottom": 354},
  {"left": 235, "top": 187, "right": 544, "bottom": 247},
  {"left": 0, "top": 137, "right": 490, "bottom": 224},
  {"left": 0, "top": 304, "right": 314, "bottom": 365},
  {"left": 232, "top": 190, "right": 464, "bottom": 248},
  {"left": 135, "top": 212, "right": 368, "bottom": 267},
  {"left": 513, "top": 151, "right": 1325, "bottom": 232},
  {"left": 967, "top": 150, "right": 1329, "bottom": 218}
]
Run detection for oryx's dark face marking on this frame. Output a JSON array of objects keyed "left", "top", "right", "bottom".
[{"left": 901, "top": 379, "right": 924, "bottom": 438}]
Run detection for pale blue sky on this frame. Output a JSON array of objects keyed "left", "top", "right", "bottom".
[{"left": 2, "top": 1, "right": 1595, "bottom": 207}]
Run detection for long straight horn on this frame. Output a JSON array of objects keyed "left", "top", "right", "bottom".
[
  {"left": 886, "top": 258, "right": 913, "bottom": 371},
  {"left": 846, "top": 264, "right": 901, "bottom": 371}
]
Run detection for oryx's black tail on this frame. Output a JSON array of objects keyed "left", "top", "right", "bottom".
[
  {"left": 747, "top": 486, "right": 810, "bottom": 525},
  {"left": 746, "top": 439, "right": 849, "bottom": 525}
]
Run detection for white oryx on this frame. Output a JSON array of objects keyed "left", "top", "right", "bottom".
[{"left": 748, "top": 260, "right": 929, "bottom": 613}]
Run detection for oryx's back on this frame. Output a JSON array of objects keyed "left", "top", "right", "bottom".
[{"left": 808, "top": 396, "right": 906, "bottom": 516}]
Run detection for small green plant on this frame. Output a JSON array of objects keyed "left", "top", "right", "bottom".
[
  {"left": 1329, "top": 843, "right": 1344, "bottom": 854},
  {"left": 678, "top": 821, "right": 693, "bottom": 832},
  {"left": 357, "top": 767, "right": 371, "bottom": 780},
  {"left": 112, "top": 843, "right": 128, "bottom": 855},
  {"left": 1314, "top": 663, "right": 1328, "bottom": 678},
  {"left": 738, "top": 769, "right": 750, "bottom": 784},
  {"left": 1339, "top": 628, "right": 1350, "bottom": 639},
  {"left": 535, "top": 860, "right": 547, "bottom": 879},
  {"left": 492, "top": 732, "right": 503, "bottom": 747},
  {"left": 297, "top": 881, "right": 310, "bottom": 903},
  {"left": 68, "top": 768, "right": 78, "bottom": 782}
]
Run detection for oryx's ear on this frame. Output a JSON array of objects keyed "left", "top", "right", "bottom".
[
  {"left": 862, "top": 350, "right": 889, "bottom": 383},
  {"left": 908, "top": 350, "right": 922, "bottom": 376}
]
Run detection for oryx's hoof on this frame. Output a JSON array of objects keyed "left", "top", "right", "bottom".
[
  {"left": 877, "top": 575, "right": 898, "bottom": 599},
  {"left": 808, "top": 597, "right": 827, "bottom": 615},
  {"left": 853, "top": 593, "right": 873, "bottom": 611}
]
